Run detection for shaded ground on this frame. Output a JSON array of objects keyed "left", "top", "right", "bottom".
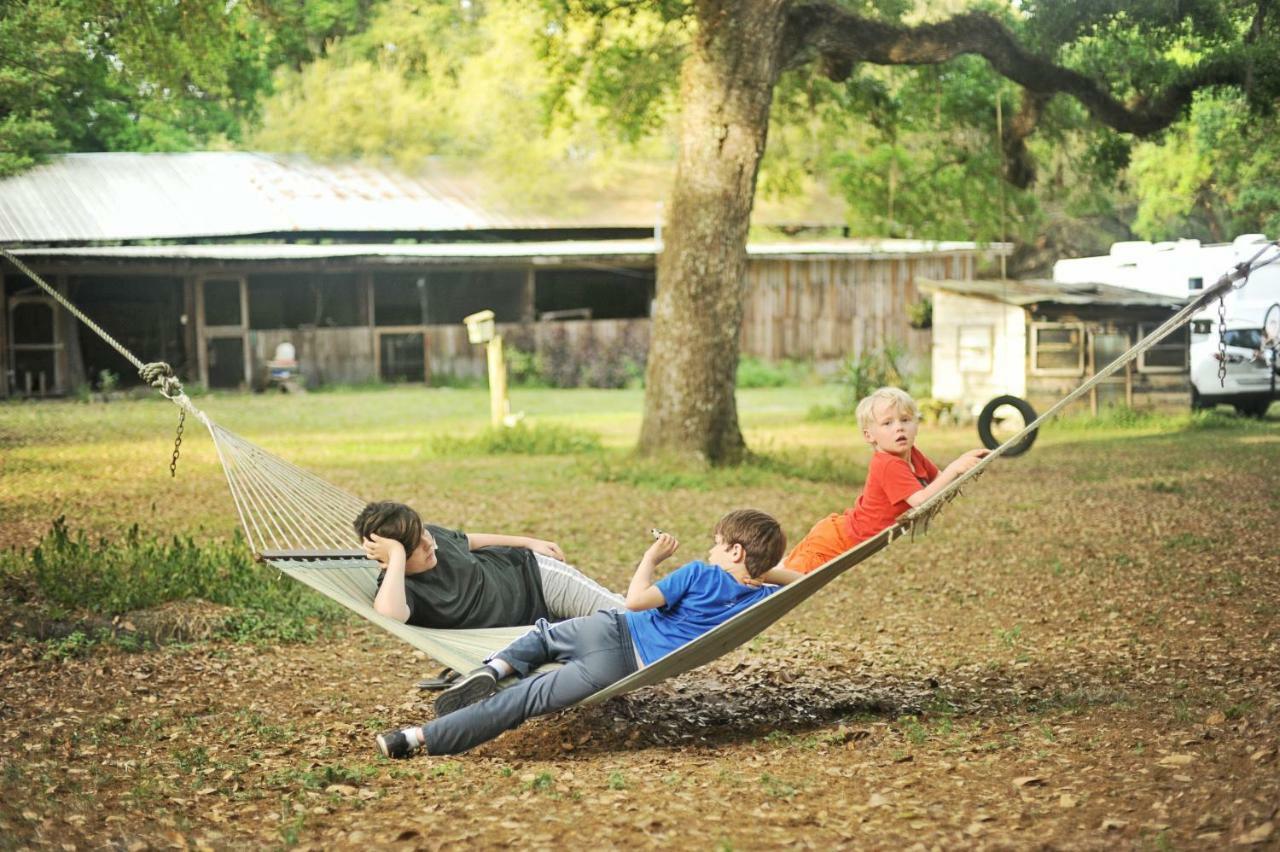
[{"left": 1, "top": 391, "right": 1278, "bottom": 849}]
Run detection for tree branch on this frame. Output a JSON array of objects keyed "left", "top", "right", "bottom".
[{"left": 783, "top": 3, "right": 1247, "bottom": 138}]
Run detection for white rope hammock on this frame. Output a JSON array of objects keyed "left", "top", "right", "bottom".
[{"left": 2, "top": 244, "right": 1274, "bottom": 706}]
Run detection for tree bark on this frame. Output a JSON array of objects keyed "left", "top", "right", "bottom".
[{"left": 637, "top": 0, "right": 789, "bottom": 463}]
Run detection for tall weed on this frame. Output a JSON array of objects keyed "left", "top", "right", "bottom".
[{"left": 0, "top": 518, "right": 344, "bottom": 640}]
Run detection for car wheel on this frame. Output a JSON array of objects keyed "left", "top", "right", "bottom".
[
  {"left": 977, "top": 395, "right": 1038, "bottom": 457},
  {"left": 1234, "top": 399, "right": 1272, "bottom": 418},
  {"left": 1190, "top": 385, "right": 1208, "bottom": 411}
]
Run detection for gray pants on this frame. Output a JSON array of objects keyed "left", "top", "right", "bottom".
[
  {"left": 424, "top": 610, "right": 638, "bottom": 755},
  {"left": 535, "top": 553, "right": 624, "bottom": 619}
]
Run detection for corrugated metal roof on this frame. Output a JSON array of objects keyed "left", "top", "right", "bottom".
[
  {"left": 0, "top": 153, "right": 514, "bottom": 243},
  {"left": 11, "top": 238, "right": 998, "bottom": 263},
  {"left": 1, "top": 152, "right": 876, "bottom": 244},
  {"left": 919, "top": 277, "right": 1187, "bottom": 308}
]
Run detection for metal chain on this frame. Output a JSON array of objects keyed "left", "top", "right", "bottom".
[
  {"left": 1217, "top": 295, "right": 1228, "bottom": 387},
  {"left": 169, "top": 409, "right": 185, "bottom": 478}
]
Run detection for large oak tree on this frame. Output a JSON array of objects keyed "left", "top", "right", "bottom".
[{"left": 549, "top": 0, "right": 1276, "bottom": 462}]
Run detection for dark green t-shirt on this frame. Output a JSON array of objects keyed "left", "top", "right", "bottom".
[{"left": 375, "top": 525, "right": 550, "bottom": 629}]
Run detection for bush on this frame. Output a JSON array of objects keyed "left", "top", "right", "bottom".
[
  {"left": 736, "top": 357, "right": 815, "bottom": 388},
  {"left": 506, "top": 323, "right": 647, "bottom": 389},
  {"left": 427, "top": 422, "right": 603, "bottom": 456},
  {"left": 0, "top": 518, "right": 345, "bottom": 642}
]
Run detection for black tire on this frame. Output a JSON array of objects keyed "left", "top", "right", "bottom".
[
  {"left": 1234, "top": 399, "right": 1272, "bottom": 418},
  {"left": 1190, "top": 384, "right": 1208, "bottom": 411},
  {"left": 977, "top": 395, "right": 1038, "bottom": 457}
]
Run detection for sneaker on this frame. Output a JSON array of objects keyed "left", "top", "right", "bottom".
[
  {"left": 376, "top": 726, "right": 424, "bottom": 759},
  {"left": 433, "top": 666, "right": 499, "bottom": 717}
]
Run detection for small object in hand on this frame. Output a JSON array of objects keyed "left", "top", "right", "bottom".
[{"left": 650, "top": 528, "right": 664, "bottom": 540}]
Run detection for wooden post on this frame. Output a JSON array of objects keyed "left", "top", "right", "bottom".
[
  {"left": 239, "top": 278, "right": 251, "bottom": 388},
  {"left": 0, "top": 272, "right": 8, "bottom": 399},
  {"left": 486, "top": 335, "right": 507, "bottom": 427}
]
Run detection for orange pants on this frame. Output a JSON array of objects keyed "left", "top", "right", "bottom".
[{"left": 785, "top": 513, "right": 856, "bottom": 574}]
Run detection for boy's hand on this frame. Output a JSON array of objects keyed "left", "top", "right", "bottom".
[
  {"left": 362, "top": 533, "right": 404, "bottom": 566},
  {"left": 644, "top": 532, "right": 679, "bottom": 565},
  {"left": 947, "top": 448, "right": 990, "bottom": 475},
  {"left": 523, "top": 538, "right": 566, "bottom": 562}
]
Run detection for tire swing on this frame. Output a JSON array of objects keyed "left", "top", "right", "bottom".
[{"left": 977, "top": 395, "right": 1038, "bottom": 457}]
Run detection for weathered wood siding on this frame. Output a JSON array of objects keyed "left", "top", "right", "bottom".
[
  {"left": 1025, "top": 312, "right": 1190, "bottom": 414},
  {"left": 425, "top": 319, "right": 650, "bottom": 380},
  {"left": 740, "top": 253, "right": 970, "bottom": 366},
  {"left": 250, "top": 328, "right": 376, "bottom": 386}
]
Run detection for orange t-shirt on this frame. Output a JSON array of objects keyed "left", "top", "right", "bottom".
[{"left": 844, "top": 447, "right": 939, "bottom": 543}]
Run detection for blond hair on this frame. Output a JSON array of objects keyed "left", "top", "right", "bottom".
[{"left": 855, "top": 387, "right": 919, "bottom": 433}]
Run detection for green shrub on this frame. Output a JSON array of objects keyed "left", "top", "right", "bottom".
[
  {"left": 736, "top": 357, "right": 815, "bottom": 388},
  {"left": 427, "top": 422, "right": 603, "bottom": 456},
  {"left": 0, "top": 518, "right": 345, "bottom": 642}
]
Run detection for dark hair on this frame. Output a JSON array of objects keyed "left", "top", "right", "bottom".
[
  {"left": 353, "top": 501, "right": 423, "bottom": 557},
  {"left": 714, "top": 509, "right": 785, "bottom": 578}
]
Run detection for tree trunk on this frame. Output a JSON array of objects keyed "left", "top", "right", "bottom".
[{"left": 637, "top": 0, "right": 788, "bottom": 463}]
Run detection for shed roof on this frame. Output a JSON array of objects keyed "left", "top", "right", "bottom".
[
  {"left": 10, "top": 238, "right": 1001, "bottom": 265},
  {"left": 0, "top": 152, "right": 855, "bottom": 244},
  {"left": 919, "top": 277, "right": 1187, "bottom": 309}
]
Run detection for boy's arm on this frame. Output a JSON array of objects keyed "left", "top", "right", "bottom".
[
  {"left": 757, "top": 566, "right": 804, "bottom": 586},
  {"left": 363, "top": 534, "right": 412, "bottom": 623},
  {"left": 625, "top": 532, "right": 679, "bottom": 611},
  {"left": 905, "top": 449, "right": 989, "bottom": 508},
  {"left": 466, "top": 532, "right": 565, "bottom": 562}
]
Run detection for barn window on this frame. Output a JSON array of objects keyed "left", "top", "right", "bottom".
[
  {"left": 1136, "top": 323, "right": 1188, "bottom": 373},
  {"left": 1030, "top": 322, "right": 1085, "bottom": 376}
]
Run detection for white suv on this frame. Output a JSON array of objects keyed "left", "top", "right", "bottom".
[{"left": 1189, "top": 318, "right": 1278, "bottom": 416}]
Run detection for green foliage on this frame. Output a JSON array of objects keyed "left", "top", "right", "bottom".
[
  {"left": 1131, "top": 89, "right": 1280, "bottom": 240},
  {"left": 505, "top": 324, "right": 647, "bottom": 389},
  {"left": 0, "top": 518, "right": 344, "bottom": 640},
  {"left": 735, "top": 357, "right": 815, "bottom": 389},
  {"left": 0, "top": 0, "right": 289, "bottom": 175},
  {"left": 426, "top": 422, "right": 604, "bottom": 456}
]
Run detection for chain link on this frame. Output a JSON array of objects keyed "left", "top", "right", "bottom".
[
  {"left": 1217, "top": 295, "right": 1228, "bottom": 387},
  {"left": 169, "top": 409, "right": 185, "bottom": 478}
]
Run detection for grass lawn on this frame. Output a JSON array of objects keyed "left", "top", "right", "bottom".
[{"left": 1, "top": 386, "right": 1278, "bottom": 848}]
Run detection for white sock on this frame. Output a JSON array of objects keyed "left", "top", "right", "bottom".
[
  {"left": 407, "top": 726, "right": 424, "bottom": 747},
  {"left": 487, "top": 658, "right": 514, "bottom": 679}
]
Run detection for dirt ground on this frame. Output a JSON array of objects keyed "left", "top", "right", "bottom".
[{"left": 2, "top": 413, "right": 1279, "bottom": 849}]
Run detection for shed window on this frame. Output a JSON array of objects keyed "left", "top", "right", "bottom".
[
  {"left": 1137, "top": 323, "right": 1188, "bottom": 372},
  {"left": 957, "top": 325, "right": 993, "bottom": 373},
  {"left": 1031, "top": 322, "right": 1085, "bottom": 376}
]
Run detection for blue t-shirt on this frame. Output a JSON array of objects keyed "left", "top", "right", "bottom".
[{"left": 625, "top": 561, "right": 779, "bottom": 666}]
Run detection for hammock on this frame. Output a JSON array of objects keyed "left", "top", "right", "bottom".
[{"left": 1, "top": 245, "right": 1274, "bottom": 706}]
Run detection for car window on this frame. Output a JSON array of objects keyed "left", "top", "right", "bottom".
[{"left": 1223, "top": 328, "right": 1263, "bottom": 349}]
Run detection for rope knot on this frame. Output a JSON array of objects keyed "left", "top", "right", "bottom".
[{"left": 139, "top": 362, "right": 184, "bottom": 398}]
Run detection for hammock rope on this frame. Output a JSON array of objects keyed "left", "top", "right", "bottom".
[{"left": 1, "top": 243, "right": 1273, "bottom": 705}]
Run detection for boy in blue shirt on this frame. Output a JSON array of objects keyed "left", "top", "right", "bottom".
[{"left": 377, "top": 508, "right": 793, "bottom": 758}]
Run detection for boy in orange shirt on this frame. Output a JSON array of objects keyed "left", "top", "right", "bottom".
[{"left": 781, "top": 387, "right": 988, "bottom": 574}]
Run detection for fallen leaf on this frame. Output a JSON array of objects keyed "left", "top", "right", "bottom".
[
  {"left": 1156, "top": 754, "right": 1194, "bottom": 767},
  {"left": 1205, "top": 710, "right": 1226, "bottom": 725},
  {"left": 324, "top": 784, "right": 357, "bottom": 796},
  {"left": 1013, "top": 776, "right": 1046, "bottom": 788},
  {"left": 1234, "top": 822, "right": 1274, "bottom": 845},
  {"left": 1058, "top": 794, "right": 1078, "bottom": 809},
  {"left": 1101, "top": 818, "right": 1128, "bottom": 831}
]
